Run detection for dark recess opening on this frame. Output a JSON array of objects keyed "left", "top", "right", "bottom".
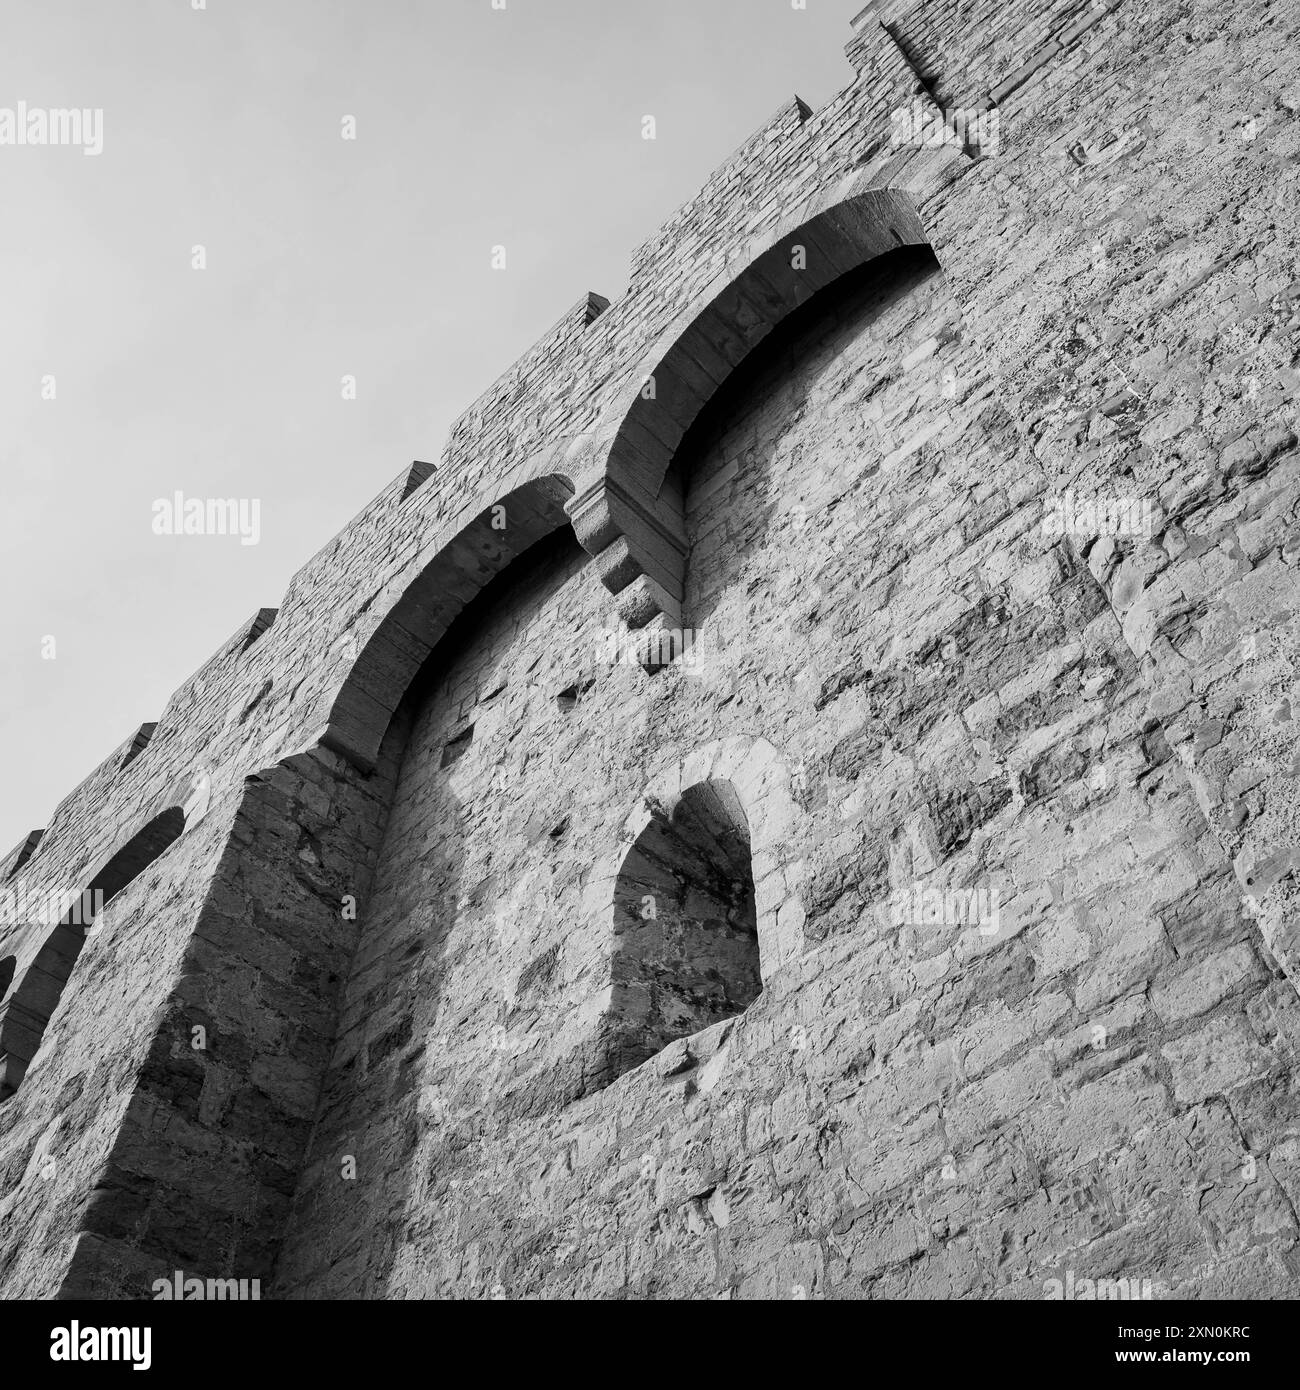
[
  {"left": 601, "top": 779, "right": 761, "bottom": 1085},
  {"left": 440, "top": 725, "right": 474, "bottom": 769}
]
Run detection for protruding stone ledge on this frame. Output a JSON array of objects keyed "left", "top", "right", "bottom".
[{"left": 567, "top": 473, "right": 687, "bottom": 632}]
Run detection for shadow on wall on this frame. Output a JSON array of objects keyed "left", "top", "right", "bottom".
[
  {"left": 271, "top": 572, "right": 488, "bottom": 1297},
  {"left": 601, "top": 778, "right": 761, "bottom": 1084},
  {"left": 277, "top": 528, "right": 611, "bottom": 1296},
  {"left": 56, "top": 722, "right": 410, "bottom": 1299}
]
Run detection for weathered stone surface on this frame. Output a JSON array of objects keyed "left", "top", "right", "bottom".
[{"left": 3, "top": 0, "right": 1299, "bottom": 1302}]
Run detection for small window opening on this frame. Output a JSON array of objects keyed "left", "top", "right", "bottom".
[
  {"left": 441, "top": 725, "right": 474, "bottom": 769},
  {"left": 600, "top": 778, "right": 761, "bottom": 1086},
  {"left": 557, "top": 677, "right": 595, "bottom": 711}
]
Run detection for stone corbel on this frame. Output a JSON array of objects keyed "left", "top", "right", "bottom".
[{"left": 567, "top": 473, "right": 687, "bottom": 636}]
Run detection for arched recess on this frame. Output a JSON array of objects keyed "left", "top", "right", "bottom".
[
  {"left": 0, "top": 793, "right": 196, "bottom": 1100},
  {"left": 602, "top": 778, "right": 761, "bottom": 1083},
  {"left": 587, "top": 735, "right": 806, "bottom": 1086},
  {"left": 567, "top": 178, "right": 938, "bottom": 635},
  {"left": 319, "top": 474, "right": 575, "bottom": 774}
]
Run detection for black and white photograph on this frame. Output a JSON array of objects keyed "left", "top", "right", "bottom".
[{"left": 0, "top": 0, "right": 1297, "bottom": 1358}]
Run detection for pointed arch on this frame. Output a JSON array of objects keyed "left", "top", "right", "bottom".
[
  {"left": 586, "top": 736, "right": 807, "bottom": 1088},
  {"left": 603, "top": 776, "right": 762, "bottom": 1082},
  {"left": 319, "top": 474, "right": 576, "bottom": 773},
  {"left": 568, "top": 178, "right": 939, "bottom": 632}
]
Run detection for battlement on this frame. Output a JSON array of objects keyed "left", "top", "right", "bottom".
[
  {"left": 15, "top": 32, "right": 937, "bottom": 861},
  {"left": 4, "top": 0, "right": 1146, "bottom": 950}
]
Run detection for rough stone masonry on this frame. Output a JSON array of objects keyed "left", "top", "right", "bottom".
[{"left": 2, "top": 0, "right": 1300, "bottom": 1300}]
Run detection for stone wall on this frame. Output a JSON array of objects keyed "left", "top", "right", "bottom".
[
  {"left": 271, "top": 232, "right": 1300, "bottom": 1300},
  {"left": 2, "top": 0, "right": 1298, "bottom": 1300}
]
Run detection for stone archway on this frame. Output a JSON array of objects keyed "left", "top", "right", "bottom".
[
  {"left": 604, "top": 778, "right": 762, "bottom": 1081},
  {"left": 318, "top": 474, "right": 576, "bottom": 773},
  {"left": 586, "top": 735, "right": 806, "bottom": 1087},
  {"left": 567, "top": 176, "right": 950, "bottom": 635}
]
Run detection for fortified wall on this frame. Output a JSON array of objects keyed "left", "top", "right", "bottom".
[{"left": 2, "top": 0, "right": 1300, "bottom": 1299}]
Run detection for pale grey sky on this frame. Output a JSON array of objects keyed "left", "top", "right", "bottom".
[{"left": 0, "top": 0, "right": 860, "bottom": 852}]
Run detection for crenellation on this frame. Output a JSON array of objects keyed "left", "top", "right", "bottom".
[{"left": 0, "top": 831, "right": 44, "bottom": 884}]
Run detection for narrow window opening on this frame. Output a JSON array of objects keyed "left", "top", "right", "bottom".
[
  {"left": 440, "top": 725, "right": 474, "bottom": 769},
  {"left": 601, "top": 779, "right": 761, "bottom": 1086},
  {"left": 634, "top": 627, "right": 698, "bottom": 676}
]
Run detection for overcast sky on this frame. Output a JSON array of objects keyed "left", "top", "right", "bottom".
[{"left": 0, "top": 0, "right": 860, "bottom": 853}]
